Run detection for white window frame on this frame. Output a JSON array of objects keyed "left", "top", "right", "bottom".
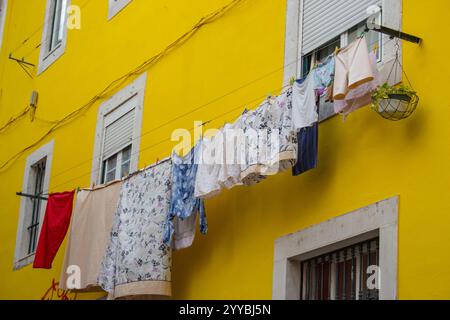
[
  {"left": 283, "top": 0, "right": 402, "bottom": 120},
  {"left": 14, "top": 140, "right": 55, "bottom": 271},
  {"left": 272, "top": 196, "right": 398, "bottom": 300},
  {"left": 108, "top": 0, "right": 132, "bottom": 20},
  {"left": 0, "top": 0, "right": 8, "bottom": 51},
  {"left": 90, "top": 73, "right": 147, "bottom": 185},
  {"left": 38, "top": 0, "right": 71, "bottom": 75}
]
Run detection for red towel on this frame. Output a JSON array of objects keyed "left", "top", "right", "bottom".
[{"left": 33, "top": 191, "right": 75, "bottom": 269}]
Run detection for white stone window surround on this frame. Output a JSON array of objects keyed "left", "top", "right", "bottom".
[
  {"left": 90, "top": 73, "right": 147, "bottom": 185},
  {"left": 14, "top": 140, "right": 55, "bottom": 271},
  {"left": 108, "top": 0, "right": 132, "bottom": 20},
  {"left": 0, "top": 0, "right": 8, "bottom": 51},
  {"left": 283, "top": 0, "right": 403, "bottom": 121},
  {"left": 272, "top": 196, "right": 398, "bottom": 300},
  {"left": 37, "top": 0, "right": 71, "bottom": 75}
]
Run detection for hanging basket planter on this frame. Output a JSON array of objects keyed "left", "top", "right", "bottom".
[
  {"left": 371, "top": 41, "right": 419, "bottom": 121},
  {"left": 371, "top": 83, "right": 419, "bottom": 121}
]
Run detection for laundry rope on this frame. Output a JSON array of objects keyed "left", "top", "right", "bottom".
[{"left": 5, "top": 35, "right": 396, "bottom": 194}]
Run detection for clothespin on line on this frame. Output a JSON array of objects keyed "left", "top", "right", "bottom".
[
  {"left": 372, "top": 42, "right": 379, "bottom": 54},
  {"left": 334, "top": 46, "right": 341, "bottom": 55},
  {"left": 289, "top": 76, "right": 296, "bottom": 86}
]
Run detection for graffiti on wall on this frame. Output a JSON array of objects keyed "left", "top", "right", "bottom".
[{"left": 41, "top": 279, "right": 77, "bottom": 300}]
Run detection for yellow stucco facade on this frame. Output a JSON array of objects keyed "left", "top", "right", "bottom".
[{"left": 0, "top": 0, "right": 449, "bottom": 300}]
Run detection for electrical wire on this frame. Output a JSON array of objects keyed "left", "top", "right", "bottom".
[
  {"left": 0, "top": 107, "right": 31, "bottom": 134},
  {"left": 0, "top": 0, "right": 245, "bottom": 172},
  {"left": 7, "top": 33, "right": 396, "bottom": 191},
  {"left": 44, "top": 35, "right": 395, "bottom": 180},
  {"left": 40, "top": 36, "right": 397, "bottom": 193},
  {"left": 9, "top": 0, "right": 93, "bottom": 57},
  {"left": 42, "top": 83, "right": 286, "bottom": 194}
]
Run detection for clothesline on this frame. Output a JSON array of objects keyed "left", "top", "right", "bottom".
[
  {"left": 35, "top": 36, "right": 395, "bottom": 195},
  {"left": 28, "top": 33, "right": 393, "bottom": 300}
]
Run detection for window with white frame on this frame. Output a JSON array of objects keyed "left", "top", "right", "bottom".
[
  {"left": 283, "top": 0, "right": 402, "bottom": 120},
  {"left": 272, "top": 197, "right": 398, "bottom": 300},
  {"left": 0, "top": 0, "right": 8, "bottom": 51},
  {"left": 14, "top": 141, "right": 54, "bottom": 270},
  {"left": 38, "top": 0, "right": 70, "bottom": 75},
  {"left": 108, "top": 0, "right": 132, "bottom": 20},
  {"left": 91, "top": 73, "right": 147, "bottom": 185}
]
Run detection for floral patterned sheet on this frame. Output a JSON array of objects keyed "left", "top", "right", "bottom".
[{"left": 98, "top": 160, "right": 172, "bottom": 299}]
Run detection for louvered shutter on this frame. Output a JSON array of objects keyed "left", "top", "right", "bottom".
[
  {"left": 102, "top": 108, "right": 135, "bottom": 160},
  {"left": 301, "top": 0, "right": 380, "bottom": 55}
]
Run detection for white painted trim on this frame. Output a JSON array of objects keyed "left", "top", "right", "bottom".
[
  {"left": 38, "top": 0, "right": 71, "bottom": 75},
  {"left": 379, "top": 0, "right": 403, "bottom": 85},
  {"left": 108, "top": 0, "right": 132, "bottom": 20},
  {"left": 13, "top": 140, "right": 55, "bottom": 271},
  {"left": 273, "top": 196, "right": 398, "bottom": 300},
  {"left": 283, "top": 0, "right": 403, "bottom": 119},
  {"left": 0, "top": 0, "right": 8, "bottom": 51},
  {"left": 90, "top": 73, "right": 147, "bottom": 185}
]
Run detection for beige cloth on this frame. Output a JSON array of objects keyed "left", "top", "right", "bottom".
[
  {"left": 333, "top": 37, "right": 375, "bottom": 100},
  {"left": 59, "top": 180, "right": 122, "bottom": 292}
]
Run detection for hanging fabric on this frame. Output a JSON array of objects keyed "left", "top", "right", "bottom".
[
  {"left": 334, "top": 51, "right": 380, "bottom": 115},
  {"left": 292, "top": 74, "right": 319, "bottom": 130},
  {"left": 33, "top": 191, "right": 75, "bottom": 269},
  {"left": 333, "top": 36, "right": 375, "bottom": 101},
  {"left": 59, "top": 181, "right": 122, "bottom": 292},
  {"left": 164, "top": 143, "right": 207, "bottom": 251},
  {"left": 98, "top": 160, "right": 172, "bottom": 300}
]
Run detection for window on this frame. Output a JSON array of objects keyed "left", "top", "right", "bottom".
[
  {"left": 0, "top": 0, "right": 8, "bottom": 51},
  {"left": 300, "top": 21, "right": 381, "bottom": 78},
  {"left": 14, "top": 141, "right": 54, "bottom": 270},
  {"left": 91, "top": 73, "right": 147, "bottom": 185},
  {"left": 272, "top": 197, "right": 398, "bottom": 300},
  {"left": 108, "top": 0, "right": 132, "bottom": 20},
  {"left": 38, "top": 0, "right": 70, "bottom": 75},
  {"left": 300, "top": 238, "right": 380, "bottom": 300},
  {"left": 283, "top": 0, "right": 402, "bottom": 120}
]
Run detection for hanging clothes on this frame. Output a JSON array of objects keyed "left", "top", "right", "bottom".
[
  {"left": 313, "top": 54, "right": 336, "bottom": 94},
  {"left": 258, "top": 87, "right": 298, "bottom": 176},
  {"left": 290, "top": 75, "right": 320, "bottom": 176},
  {"left": 194, "top": 137, "right": 223, "bottom": 199},
  {"left": 334, "top": 52, "right": 380, "bottom": 115},
  {"left": 59, "top": 181, "right": 122, "bottom": 292},
  {"left": 33, "top": 191, "right": 75, "bottom": 269},
  {"left": 292, "top": 122, "right": 318, "bottom": 176},
  {"left": 333, "top": 36, "right": 375, "bottom": 101},
  {"left": 292, "top": 74, "right": 319, "bottom": 130},
  {"left": 218, "top": 121, "right": 245, "bottom": 190},
  {"left": 240, "top": 100, "right": 272, "bottom": 185},
  {"left": 98, "top": 160, "right": 172, "bottom": 300},
  {"left": 164, "top": 144, "right": 207, "bottom": 250}
]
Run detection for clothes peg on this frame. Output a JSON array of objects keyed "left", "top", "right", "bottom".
[
  {"left": 289, "top": 76, "right": 296, "bottom": 86},
  {"left": 334, "top": 46, "right": 341, "bottom": 55},
  {"left": 372, "top": 42, "right": 379, "bottom": 53}
]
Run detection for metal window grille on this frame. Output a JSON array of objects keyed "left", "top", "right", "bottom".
[
  {"left": 26, "top": 160, "right": 47, "bottom": 255},
  {"left": 300, "top": 238, "right": 379, "bottom": 300}
]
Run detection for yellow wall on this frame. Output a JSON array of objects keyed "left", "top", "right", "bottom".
[{"left": 0, "top": 0, "right": 449, "bottom": 300}]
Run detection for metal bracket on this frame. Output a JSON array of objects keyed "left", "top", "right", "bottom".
[
  {"left": 8, "top": 54, "right": 35, "bottom": 79},
  {"left": 366, "top": 22, "right": 422, "bottom": 44},
  {"left": 16, "top": 192, "right": 48, "bottom": 201}
]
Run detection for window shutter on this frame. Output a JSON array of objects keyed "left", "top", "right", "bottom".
[
  {"left": 301, "top": 0, "right": 380, "bottom": 55},
  {"left": 103, "top": 108, "right": 135, "bottom": 160}
]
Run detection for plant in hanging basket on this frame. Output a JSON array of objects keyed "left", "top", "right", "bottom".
[{"left": 371, "top": 83, "right": 419, "bottom": 121}]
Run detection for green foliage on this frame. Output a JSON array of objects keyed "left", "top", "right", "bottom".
[{"left": 371, "top": 83, "right": 417, "bottom": 108}]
